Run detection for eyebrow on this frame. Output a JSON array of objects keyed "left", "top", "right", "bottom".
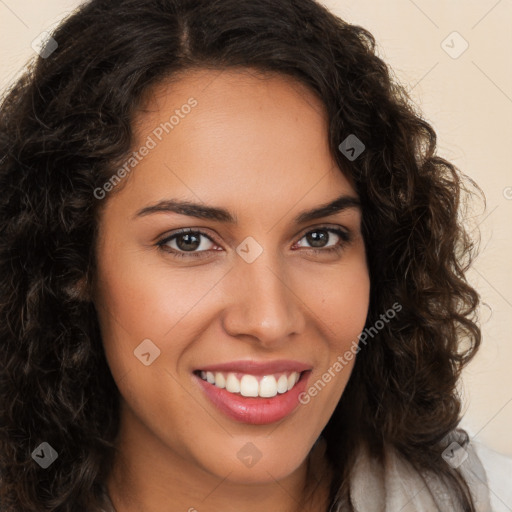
[{"left": 134, "top": 193, "right": 361, "bottom": 224}]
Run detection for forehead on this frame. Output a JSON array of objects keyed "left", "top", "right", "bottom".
[
  {"left": 105, "top": 68, "right": 357, "bottom": 222},
  {"left": 133, "top": 67, "right": 333, "bottom": 177},
  {"left": 138, "top": 67, "right": 326, "bottom": 123}
]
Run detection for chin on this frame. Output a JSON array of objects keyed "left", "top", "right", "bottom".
[{"left": 197, "top": 445, "right": 308, "bottom": 485}]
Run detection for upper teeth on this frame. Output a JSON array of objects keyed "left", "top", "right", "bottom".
[{"left": 199, "top": 371, "right": 301, "bottom": 398}]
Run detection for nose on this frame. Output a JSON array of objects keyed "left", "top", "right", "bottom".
[{"left": 221, "top": 252, "right": 306, "bottom": 349}]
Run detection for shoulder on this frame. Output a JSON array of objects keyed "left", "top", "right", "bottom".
[
  {"left": 347, "top": 431, "right": 498, "bottom": 512},
  {"left": 472, "top": 440, "right": 512, "bottom": 512}
]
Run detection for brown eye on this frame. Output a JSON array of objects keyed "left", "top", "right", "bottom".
[
  {"left": 157, "top": 229, "right": 218, "bottom": 258},
  {"left": 294, "top": 227, "right": 351, "bottom": 252}
]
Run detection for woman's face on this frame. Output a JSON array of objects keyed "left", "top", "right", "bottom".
[{"left": 94, "top": 68, "right": 370, "bottom": 486}]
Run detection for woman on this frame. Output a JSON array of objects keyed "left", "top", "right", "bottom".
[{"left": 0, "top": 0, "right": 502, "bottom": 510}]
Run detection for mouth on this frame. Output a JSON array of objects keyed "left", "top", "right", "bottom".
[
  {"left": 192, "top": 360, "right": 312, "bottom": 425},
  {"left": 194, "top": 370, "right": 303, "bottom": 398}
]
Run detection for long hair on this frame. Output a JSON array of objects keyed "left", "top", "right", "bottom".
[{"left": 0, "top": 0, "right": 483, "bottom": 510}]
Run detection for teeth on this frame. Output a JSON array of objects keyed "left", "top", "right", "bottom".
[
  {"left": 240, "top": 375, "right": 259, "bottom": 397},
  {"left": 214, "top": 372, "right": 226, "bottom": 389},
  {"left": 277, "top": 375, "right": 288, "bottom": 393},
  {"left": 225, "top": 373, "right": 241, "bottom": 393},
  {"left": 259, "top": 375, "right": 278, "bottom": 398},
  {"left": 199, "top": 370, "right": 302, "bottom": 397}
]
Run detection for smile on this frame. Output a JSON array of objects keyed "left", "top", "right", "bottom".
[
  {"left": 197, "top": 370, "right": 301, "bottom": 398},
  {"left": 193, "top": 360, "right": 312, "bottom": 425}
]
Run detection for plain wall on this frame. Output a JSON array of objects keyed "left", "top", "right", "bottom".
[{"left": 1, "top": 0, "right": 511, "bottom": 456}]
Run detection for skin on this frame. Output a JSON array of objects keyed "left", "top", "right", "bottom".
[{"left": 93, "top": 68, "right": 370, "bottom": 512}]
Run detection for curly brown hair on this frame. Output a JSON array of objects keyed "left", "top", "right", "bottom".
[{"left": 0, "top": 0, "right": 483, "bottom": 510}]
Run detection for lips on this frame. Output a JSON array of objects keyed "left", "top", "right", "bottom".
[{"left": 193, "top": 360, "right": 312, "bottom": 425}]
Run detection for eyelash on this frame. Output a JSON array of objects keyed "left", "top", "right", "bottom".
[{"left": 156, "top": 226, "right": 352, "bottom": 260}]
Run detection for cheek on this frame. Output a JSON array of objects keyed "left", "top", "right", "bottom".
[
  {"left": 96, "top": 238, "right": 228, "bottom": 329},
  {"left": 93, "top": 244, "right": 172, "bottom": 376},
  {"left": 297, "top": 256, "right": 370, "bottom": 413},
  {"left": 93, "top": 257, "right": 223, "bottom": 452},
  {"left": 325, "top": 275, "right": 370, "bottom": 343},
  {"left": 95, "top": 240, "right": 183, "bottom": 332},
  {"left": 310, "top": 254, "right": 370, "bottom": 347}
]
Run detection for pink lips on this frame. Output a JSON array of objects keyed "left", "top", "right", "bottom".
[{"left": 193, "top": 359, "right": 312, "bottom": 425}]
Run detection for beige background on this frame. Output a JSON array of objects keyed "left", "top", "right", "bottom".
[{"left": 1, "top": 0, "right": 511, "bottom": 456}]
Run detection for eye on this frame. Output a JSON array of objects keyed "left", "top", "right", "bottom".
[
  {"left": 157, "top": 228, "right": 219, "bottom": 259},
  {"left": 157, "top": 225, "right": 352, "bottom": 260},
  {"left": 293, "top": 227, "right": 351, "bottom": 254}
]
